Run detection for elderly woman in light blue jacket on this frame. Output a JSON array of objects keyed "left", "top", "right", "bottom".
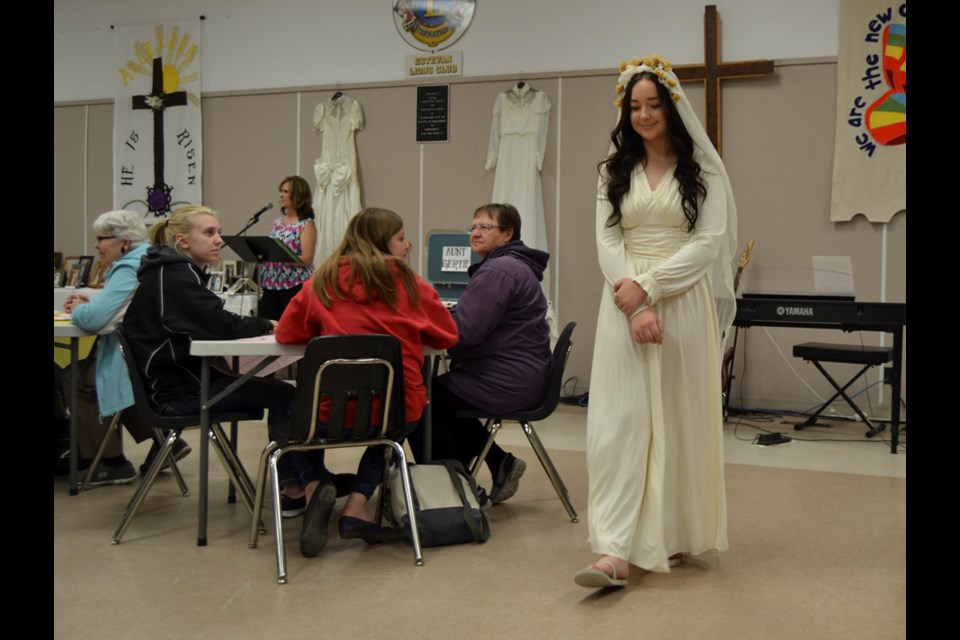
[{"left": 62, "top": 210, "right": 189, "bottom": 486}]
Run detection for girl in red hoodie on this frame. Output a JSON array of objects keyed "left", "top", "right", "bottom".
[{"left": 276, "top": 207, "right": 458, "bottom": 557}]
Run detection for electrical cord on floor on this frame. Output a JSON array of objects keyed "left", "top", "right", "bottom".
[
  {"left": 729, "top": 325, "right": 905, "bottom": 428},
  {"left": 729, "top": 410, "right": 906, "bottom": 448},
  {"left": 730, "top": 404, "right": 909, "bottom": 432},
  {"left": 728, "top": 368, "right": 907, "bottom": 427},
  {"left": 728, "top": 336, "right": 902, "bottom": 449},
  {"left": 732, "top": 419, "right": 778, "bottom": 443},
  {"left": 560, "top": 376, "right": 589, "bottom": 406}
]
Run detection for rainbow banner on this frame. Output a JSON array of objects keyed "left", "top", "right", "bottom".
[{"left": 830, "top": 1, "right": 906, "bottom": 222}]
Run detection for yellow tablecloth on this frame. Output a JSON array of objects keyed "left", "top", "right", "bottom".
[{"left": 53, "top": 321, "right": 96, "bottom": 369}]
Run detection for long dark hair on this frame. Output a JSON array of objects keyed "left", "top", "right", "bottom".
[{"left": 598, "top": 72, "right": 706, "bottom": 231}]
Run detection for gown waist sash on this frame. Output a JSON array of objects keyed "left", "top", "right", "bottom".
[{"left": 622, "top": 225, "right": 689, "bottom": 261}]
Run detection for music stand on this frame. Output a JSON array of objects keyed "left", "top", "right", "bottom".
[{"left": 221, "top": 236, "right": 305, "bottom": 299}]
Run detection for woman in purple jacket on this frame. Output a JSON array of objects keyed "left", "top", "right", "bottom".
[{"left": 409, "top": 203, "right": 551, "bottom": 504}]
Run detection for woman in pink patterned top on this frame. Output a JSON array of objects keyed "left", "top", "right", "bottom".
[{"left": 259, "top": 175, "right": 317, "bottom": 320}]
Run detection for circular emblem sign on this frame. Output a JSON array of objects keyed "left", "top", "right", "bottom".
[{"left": 392, "top": 0, "right": 476, "bottom": 51}]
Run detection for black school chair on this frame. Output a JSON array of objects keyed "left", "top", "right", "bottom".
[
  {"left": 248, "top": 334, "right": 425, "bottom": 584},
  {"left": 111, "top": 327, "right": 263, "bottom": 544},
  {"left": 453, "top": 321, "right": 579, "bottom": 523}
]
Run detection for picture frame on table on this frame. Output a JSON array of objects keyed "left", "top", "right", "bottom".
[
  {"left": 221, "top": 260, "right": 236, "bottom": 284},
  {"left": 54, "top": 252, "right": 63, "bottom": 270},
  {"left": 66, "top": 266, "right": 81, "bottom": 287},
  {"left": 88, "top": 262, "right": 108, "bottom": 288},
  {"left": 54, "top": 269, "right": 65, "bottom": 288},
  {"left": 207, "top": 270, "right": 225, "bottom": 293},
  {"left": 76, "top": 256, "right": 95, "bottom": 287},
  {"left": 62, "top": 256, "right": 81, "bottom": 279}
]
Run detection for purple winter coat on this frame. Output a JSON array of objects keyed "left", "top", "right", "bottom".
[{"left": 438, "top": 241, "right": 551, "bottom": 414}]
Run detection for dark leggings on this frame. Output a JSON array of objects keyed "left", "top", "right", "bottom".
[
  {"left": 288, "top": 421, "right": 420, "bottom": 499},
  {"left": 158, "top": 373, "right": 298, "bottom": 481},
  {"left": 406, "top": 382, "right": 507, "bottom": 474}
]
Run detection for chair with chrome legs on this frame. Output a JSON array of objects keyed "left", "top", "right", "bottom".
[
  {"left": 66, "top": 335, "right": 185, "bottom": 493},
  {"left": 249, "top": 334, "right": 424, "bottom": 584},
  {"left": 81, "top": 406, "right": 188, "bottom": 492},
  {"left": 453, "top": 321, "right": 579, "bottom": 522},
  {"left": 111, "top": 326, "right": 263, "bottom": 544}
]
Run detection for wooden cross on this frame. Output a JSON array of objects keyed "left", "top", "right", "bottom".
[
  {"left": 673, "top": 5, "right": 775, "bottom": 155},
  {"left": 132, "top": 56, "right": 188, "bottom": 215}
]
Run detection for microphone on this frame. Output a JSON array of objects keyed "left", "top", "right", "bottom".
[{"left": 249, "top": 202, "right": 273, "bottom": 224}]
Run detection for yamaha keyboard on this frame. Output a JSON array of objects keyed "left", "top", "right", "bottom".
[
  {"left": 731, "top": 295, "right": 906, "bottom": 453},
  {"left": 734, "top": 295, "right": 906, "bottom": 331}
]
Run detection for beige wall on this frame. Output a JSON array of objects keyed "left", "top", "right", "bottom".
[
  {"left": 53, "top": 106, "right": 87, "bottom": 253},
  {"left": 53, "top": 60, "right": 907, "bottom": 412}
]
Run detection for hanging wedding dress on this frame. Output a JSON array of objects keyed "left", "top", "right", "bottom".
[
  {"left": 486, "top": 83, "right": 550, "bottom": 253},
  {"left": 312, "top": 94, "right": 364, "bottom": 265},
  {"left": 486, "top": 83, "right": 557, "bottom": 337}
]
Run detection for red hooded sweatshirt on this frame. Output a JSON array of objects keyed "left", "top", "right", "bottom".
[{"left": 276, "top": 258, "right": 459, "bottom": 423}]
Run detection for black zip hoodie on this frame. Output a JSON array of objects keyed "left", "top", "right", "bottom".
[{"left": 122, "top": 246, "right": 273, "bottom": 404}]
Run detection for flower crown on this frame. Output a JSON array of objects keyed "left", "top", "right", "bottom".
[{"left": 614, "top": 55, "right": 681, "bottom": 108}]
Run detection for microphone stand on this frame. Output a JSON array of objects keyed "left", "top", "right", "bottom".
[
  {"left": 236, "top": 214, "right": 263, "bottom": 237},
  {"left": 225, "top": 207, "right": 271, "bottom": 297}
]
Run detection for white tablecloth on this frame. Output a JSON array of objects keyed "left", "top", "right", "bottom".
[{"left": 54, "top": 288, "right": 259, "bottom": 316}]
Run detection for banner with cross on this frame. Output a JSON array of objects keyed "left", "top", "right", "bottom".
[{"left": 113, "top": 19, "right": 202, "bottom": 223}]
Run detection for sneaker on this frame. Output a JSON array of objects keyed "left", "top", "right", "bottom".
[
  {"left": 488, "top": 453, "right": 526, "bottom": 505},
  {"left": 281, "top": 494, "right": 307, "bottom": 518},
  {"left": 85, "top": 460, "right": 137, "bottom": 487},
  {"left": 475, "top": 486, "right": 492, "bottom": 511},
  {"left": 139, "top": 437, "right": 192, "bottom": 475}
]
